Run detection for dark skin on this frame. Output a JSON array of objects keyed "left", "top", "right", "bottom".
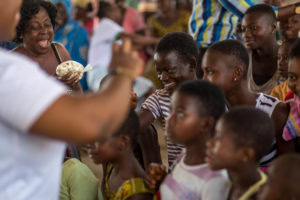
[
  {"left": 13, "top": 6, "right": 81, "bottom": 91},
  {"left": 155, "top": 0, "right": 180, "bottom": 27},
  {"left": 284, "top": 15, "right": 300, "bottom": 43},
  {"left": 259, "top": 154, "right": 300, "bottom": 200},
  {"left": 277, "top": 42, "right": 291, "bottom": 81},
  {"left": 145, "top": 92, "right": 214, "bottom": 190},
  {"left": 202, "top": 49, "right": 294, "bottom": 154},
  {"left": 242, "top": 13, "right": 278, "bottom": 85},
  {"left": 55, "top": 2, "right": 68, "bottom": 31},
  {"left": 288, "top": 58, "right": 300, "bottom": 97},
  {"left": 1, "top": 0, "right": 145, "bottom": 146},
  {"left": 139, "top": 50, "right": 197, "bottom": 169},
  {"left": 89, "top": 135, "right": 153, "bottom": 200},
  {"left": 206, "top": 119, "right": 261, "bottom": 200}
]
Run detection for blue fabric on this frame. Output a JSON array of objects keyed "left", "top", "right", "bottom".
[
  {"left": 52, "top": 0, "right": 73, "bottom": 21},
  {"left": 53, "top": 0, "right": 90, "bottom": 91},
  {"left": 54, "top": 21, "right": 90, "bottom": 91}
]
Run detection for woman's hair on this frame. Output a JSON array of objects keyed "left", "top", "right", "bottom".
[
  {"left": 14, "top": 0, "right": 57, "bottom": 44},
  {"left": 113, "top": 110, "right": 140, "bottom": 149}
]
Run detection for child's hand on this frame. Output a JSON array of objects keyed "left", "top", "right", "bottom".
[
  {"left": 130, "top": 90, "right": 138, "bottom": 109},
  {"left": 144, "top": 163, "right": 167, "bottom": 190}
]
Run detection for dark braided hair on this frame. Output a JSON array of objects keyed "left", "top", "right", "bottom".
[{"left": 14, "top": 0, "right": 57, "bottom": 44}]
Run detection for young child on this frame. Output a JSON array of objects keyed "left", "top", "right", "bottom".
[
  {"left": 270, "top": 41, "right": 292, "bottom": 101},
  {"left": 145, "top": 80, "right": 229, "bottom": 200},
  {"left": 282, "top": 39, "right": 300, "bottom": 142},
  {"left": 139, "top": 32, "right": 198, "bottom": 168},
  {"left": 281, "top": 14, "right": 300, "bottom": 44},
  {"left": 89, "top": 110, "right": 154, "bottom": 200},
  {"left": 259, "top": 153, "right": 300, "bottom": 200},
  {"left": 201, "top": 39, "right": 292, "bottom": 168},
  {"left": 206, "top": 107, "right": 274, "bottom": 200},
  {"left": 242, "top": 4, "right": 279, "bottom": 94}
]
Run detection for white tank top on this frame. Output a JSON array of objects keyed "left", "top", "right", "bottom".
[
  {"left": 247, "top": 51, "right": 280, "bottom": 94},
  {"left": 256, "top": 93, "right": 280, "bottom": 166}
]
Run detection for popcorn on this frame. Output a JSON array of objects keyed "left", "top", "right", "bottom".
[{"left": 56, "top": 60, "right": 92, "bottom": 80}]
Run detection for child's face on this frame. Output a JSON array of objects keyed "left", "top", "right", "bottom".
[
  {"left": 205, "top": 119, "right": 240, "bottom": 170},
  {"left": 284, "top": 15, "right": 300, "bottom": 41},
  {"left": 55, "top": 2, "right": 68, "bottom": 30},
  {"left": 88, "top": 136, "right": 122, "bottom": 164},
  {"left": 242, "top": 13, "right": 275, "bottom": 50},
  {"left": 154, "top": 51, "right": 195, "bottom": 94},
  {"left": 202, "top": 50, "right": 235, "bottom": 94},
  {"left": 277, "top": 44, "right": 290, "bottom": 80},
  {"left": 288, "top": 58, "right": 300, "bottom": 97},
  {"left": 167, "top": 91, "right": 210, "bottom": 144}
]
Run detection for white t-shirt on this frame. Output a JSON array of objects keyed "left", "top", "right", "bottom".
[
  {"left": 0, "top": 49, "right": 67, "bottom": 200},
  {"left": 160, "top": 155, "right": 230, "bottom": 200},
  {"left": 87, "top": 18, "right": 123, "bottom": 91}
]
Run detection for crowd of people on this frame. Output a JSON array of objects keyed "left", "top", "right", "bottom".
[{"left": 1, "top": 0, "right": 300, "bottom": 200}]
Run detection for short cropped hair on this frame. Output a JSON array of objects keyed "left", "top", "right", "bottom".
[
  {"left": 176, "top": 80, "right": 226, "bottom": 121},
  {"left": 113, "top": 110, "right": 140, "bottom": 148},
  {"left": 155, "top": 32, "right": 199, "bottom": 65},
  {"left": 289, "top": 39, "right": 300, "bottom": 60},
  {"left": 208, "top": 40, "right": 249, "bottom": 78},
  {"left": 244, "top": 4, "right": 276, "bottom": 22},
  {"left": 15, "top": 0, "right": 57, "bottom": 44},
  {"left": 97, "top": 1, "right": 111, "bottom": 19},
  {"left": 221, "top": 107, "right": 274, "bottom": 161}
]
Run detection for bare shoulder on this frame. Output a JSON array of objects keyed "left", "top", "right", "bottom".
[
  {"left": 11, "top": 45, "right": 25, "bottom": 54},
  {"left": 54, "top": 42, "right": 71, "bottom": 62}
]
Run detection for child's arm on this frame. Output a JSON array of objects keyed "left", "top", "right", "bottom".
[
  {"left": 272, "top": 102, "right": 296, "bottom": 154},
  {"left": 144, "top": 163, "right": 167, "bottom": 190},
  {"left": 139, "top": 110, "right": 163, "bottom": 168}
]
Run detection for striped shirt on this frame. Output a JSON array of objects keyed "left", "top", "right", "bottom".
[
  {"left": 189, "top": 0, "right": 279, "bottom": 48},
  {"left": 189, "top": 0, "right": 254, "bottom": 47},
  {"left": 160, "top": 154, "right": 229, "bottom": 200},
  {"left": 256, "top": 93, "right": 280, "bottom": 166},
  {"left": 142, "top": 89, "right": 185, "bottom": 168}
]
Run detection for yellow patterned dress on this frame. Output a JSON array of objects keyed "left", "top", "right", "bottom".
[
  {"left": 103, "top": 164, "right": 154, "bottom": 200},
  {"left": 147, "top": 10, "right": 190, "bottom": 38}
]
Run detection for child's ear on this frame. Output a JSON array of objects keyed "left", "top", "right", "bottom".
[
  {"left": 232, "top": 65, "right": 244, "bottom": 82},
  {"left": 239, "top": 147, "right": 256, "bottom": 163}
]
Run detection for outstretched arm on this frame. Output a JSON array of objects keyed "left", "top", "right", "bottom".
[
  {"left": 272, "top": 102, "right": 295, "bottom": 154},
  {"left": 139, "top": 109, "right": 163, "bottom": 168}
]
